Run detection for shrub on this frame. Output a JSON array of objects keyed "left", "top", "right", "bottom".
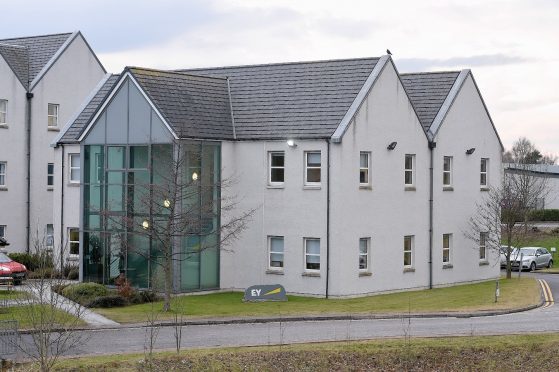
[
  {"left": 87, "top": 295, "right": 127, "bottom": 308},
  {"left": 129, "top": 290, "right": 161, "bottom": 304},
  {"left": 27, "top": 267, "right": 61, "bottom": 279},
  {"left": 62, "top": 282, "right": 108, "bottom": 302},
  {"left": 8, "top": 253, "right": 39, "bottom": 271},
  {"left": 67, "top": 268, "right": 79, "bottom": 280},
  {"left": 528, "top": 209, "right": 559, "bottom": 222},
  {"left": 117, "top": 279, "right": 135, "bottom": 299}
]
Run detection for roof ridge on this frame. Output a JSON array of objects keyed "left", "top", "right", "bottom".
[
  {"left": 127, "top": 66, "right": 228, "bottom": 81},
  {"left": 0, "top": 32, "right": 73, "bottom": 43},
  {"left": 400, "top": 70, "right": 461, "bottom": 76},
  {"left": 178, "top": 56, "right": 381, "bottom": 72}
]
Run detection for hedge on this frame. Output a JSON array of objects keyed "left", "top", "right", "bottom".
[{"left": 528, "top": 209, "right": 559, "bottom": 222}]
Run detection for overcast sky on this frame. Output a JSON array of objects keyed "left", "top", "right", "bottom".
[{"left": 3, "top": 0, "right": 558, "bottom": 156}]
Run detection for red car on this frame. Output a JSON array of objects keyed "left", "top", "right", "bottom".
[{"left": 0, "top": 252, "right": 27, "bottom": 285}]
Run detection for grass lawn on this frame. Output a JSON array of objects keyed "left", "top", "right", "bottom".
[
  {"left": 95, "top": 277, "right": 540, "bottom": 324},
  {"left": 0, "top": 289, "right": 23, "bottom": 299},
  {"left": 0, "top": 305, "right": 86, "bottom": 328},
  {"left": 33, "top": 333, "right": 559, "bottom": 371}
]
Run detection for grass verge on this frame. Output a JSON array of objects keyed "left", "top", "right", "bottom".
[
  {"left": 95, "top": 277, "right": 540, "bottom": 323},
  {"left": 30, "top": 333, "right": 559, "bottom": 371},
  {"left": 0, "top": 305, "right": 86, "bottom": 328}
]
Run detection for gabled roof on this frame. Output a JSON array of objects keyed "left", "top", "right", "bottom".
[
  {"left": 129, "top": 68, "right": 234, "bottom": 140},
  {"left": 179, "top": 57, "right": 380, "bottom": 139},
  {"left": 400, "top": 71, "right": 460, "bottom": 131},
  {"left": 505, "top": 163, "right": 559, "bottom": 176},
  {"left": 0, "top": 32, "right": 73, "bottom": 89}
]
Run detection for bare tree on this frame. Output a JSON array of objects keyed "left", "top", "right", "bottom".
[
  {"left": 11, "top": 231, "right": 89, "bottom": 372},
  {"left": 101, "top": 140, "right": 253, "bottom": 312}
]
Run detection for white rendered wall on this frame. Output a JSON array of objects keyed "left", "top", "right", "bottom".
[
  {"left": 431, "top": 74, "right": 502, "bottom": 285},
  {"left": 0, "top": 56, "right": 28, "bottom": 251},
  {"left": 30, "top": 35, "right": 105, "bottom": 251},
  {"left": 544, "top": 176, "right": 559, "bottom": 209},
  {"left": 328, "top": 62, "right": 431, "bottom": 297}
]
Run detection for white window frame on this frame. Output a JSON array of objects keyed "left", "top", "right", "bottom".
[
  {"left": 0, "top": 162, "right": 6, "bottom": 187},
  {"left": 69, "top": 154, "right": 81, "bottom": 184},
  {"left": 48, "top": 103, "right": 59, "bottom": 128},
  {"left": 47, "top": 163, "right": 54, "bottom": 187},
  {"left": 268, "top": 236, "right": 284, "bottom": 270},
  {"left": 0, "top": 99, "right": 7, "bottom": 125},
  {"left": 359, "top": 237, "right": 370, "bottom": 271},
  {"left": 480, "top": 158, "right": 488, "bottom": 187},
  {"left": 359, "top": 152, "right": 371, "bottom": 187},
  {"left": 443, "top": 233, "right": 452, "bottom": 264},
  {"left": 479, "top": 232, "right": 487, "bottom": 261},
  {"left": 68, "top": 228, "right": 80, "bottom": 256},
  {"left": 304, "top": 238, "right": 320, "bottom": 272},
  {"left": 46, "top": 224, "right": 54, "bottom": 250},
  {"left": 404, "top": 154, "right": 415, "bottom": 186},
  {"left": 268, "top": 151, "right": 285, "bottom": 186},
  {"left": 443, "top": 156, "right": 453, "bottom": 186},
  {"left": 0, "top": 225, "right": 6, "bottom": 238},
  {"left": 304, "top": 151, "right": 321, "bottom": 186},
  {"left": 404, "top": 235, "right": 413, "bottom": 268}
]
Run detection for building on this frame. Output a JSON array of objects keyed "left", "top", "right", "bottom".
[
  {"left": 504, "top": 163, "right": 559, "bottom": 210},
  {"left": 0, "top": 32, "right": 106, "bottom": 262},
  {"left": 53, "top": 55, "right": 503, "bottom": 296}
]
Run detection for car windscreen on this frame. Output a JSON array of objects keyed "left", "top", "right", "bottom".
[
  {"left": 0, "top": 253, "right": 12, "bottom": 263},
  {"left": 518, "top": 248, "right": 537, "bottom": 256}
]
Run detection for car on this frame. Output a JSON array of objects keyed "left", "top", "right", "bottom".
[
  {"left": 500, "top": 245, "right": 517, "bottom": 268},
  {"left": 0, "top": 252, "right": 27, "bottom": 284},
  {"left": 510, "top": 247, "right": 553, "bottom": 271}
]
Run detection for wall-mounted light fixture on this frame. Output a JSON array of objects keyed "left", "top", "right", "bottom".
[
  {"left": 387, "top": 141, "right": 397, "bottom": 150},
  {"left": 466, "top": 148, "right": 476, "bottom": 155},
  {"left": 142, "top": 220, "right": 150, "bottom": 230},
  {"left": 192, "top": 172, "right": 199, "bottom": 181},
  {"left": 287, "top": 139, "right": 297, "bottom": 148},
  {"left": 163, "top": 199, "right": 171, "bottom": 208}
]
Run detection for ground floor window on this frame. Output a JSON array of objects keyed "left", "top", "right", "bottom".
[
  {"left": 479, "top": 232, "right": 487, "bottom": 260},
  {"left": 0, "top": 225, "right": 5, "bottom": 238},
  {"left": 269, "top": 236, "right": 284, "bottom": 269},
  {"left": 304, "top": 238, "right": 320, "bottom": 271},
  {"left": 404, "top": 235, "right": 413, "bottom": 267},
  {"left": 443, "top": 233, "right": 451, "bottom": 264},
  {"left": 69, "top": 228, "right": 79, "bottom": 255},
  {"left": 359, "top": 238, "right": 370, "bottom": 271}
]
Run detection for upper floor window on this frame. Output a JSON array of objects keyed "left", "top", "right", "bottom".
[
  {"left": 443, "top": 233, "right": 451, "bottom": 264},
  {"left": 0, "top": 162, "right": 6, "bottom": 187},
  {"left": 48, "top": 103, "right": 59, "bottom": 128},
  {"left": 360, "top": 152, "right": 370, "bottom": 186},
  {"left": 268, "top": 152, "right": 285, "bottom": 185},
  {"left": 268, "top": 236, "right": 284, "bottom": 270},
  {"left": 480, "top": 158, "right": 488, "bottom": 187},
  {"left": 404, "top": 235, "right": 414, "bottom": 267},
  {"left": 47, "top": 163, "right": 54, "bottom": 187},
  {"left": 69, "top": 228, "right": 79, "bottom": 255},
  {"left": 405, "top": 154, "right": 415, "bottom": 186},
  {"left": 479, "top": 232, "right": 487, "bottom": 261},
  {"left": 0, "top": 99, "right": 7, "bottom": 125},
  {"left": 443, "top": 156, "right": 453, "bottom": 186},
  {"left": 305, "top": 151, "right": 321, "bottom": 186},
  {"left": 0, "top": 225, "right": 5, "bottom": 238},
  {"left": 304, "top": 238, "right": 320, "bottom": 271},
  {"left": 359, "top": 238, "right": 370, "bottom": 271},
  {"left": 69, "top": 154, "right": 80, "bottom": 183}
]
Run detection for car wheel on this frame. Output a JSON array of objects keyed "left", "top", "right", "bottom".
[
  {"left": 530, "top": 262, "right": 536, "bottom": 272},
  {"left": 548, "top": 260, "right": 554, "bottom": 269}
]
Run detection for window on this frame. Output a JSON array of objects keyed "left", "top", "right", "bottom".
[
  {"left": 479, "top": 232, "right": 487, "bottom": 260},
  {"left": 480, "top": 158, "right": 488, "bottom": 187},
  {"left": 268, "top": 152, "right": 285, "bottom": 185},
  {"left": 443, "top": 234, "right": 451, "bottom": 264},
  {"left": 359, "top": 152, "right": 370, "bottom": 186},
  {"left": 0, "top": 99, "right": 7, "bottom": 124},
  {"left": 69, "top": 154, "right": 80, "bottom": 183},
  {"left": 69, "top": 228, "right": 79, "bottom": 255},
  {"left": 48, "top": 104, "right": 59, "bottom": 127},
  {"left": 0, "top": 162, "right": 6, "bottom": 186},
  {"left": 46, "top": 224, "right": 54, "bottom": 250},
  {"left": 268, "top": 236, "right": 284, "bottom": 269},
  {"left": 404, "top": 154, "right": 415, "bottom": 186},
  {"left": 304, "top": 238, "right": 320, "bottom": 271},
  {"left": 0, "top": 225, "right": 5, "bottom": 238},
  {"left": 305, "top": 152, "right": 321, "bottom": 185},
  {"left": 404, "top": 235, "right": 413, "bottom": 267},
  {"left": 47, "top": 163, "right": 54, "bottom": 187},
  {"left": 443, "top": 156, "right": 453, "bottom": 186},
  {"left": 359, "top": 238, "right": 370, "bottom": 271}
]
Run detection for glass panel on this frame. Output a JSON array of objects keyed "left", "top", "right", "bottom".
[
  {"left": 271, "top": 237, "right": 284, "bottom": 253},
  {"left": 71, "top": 154, "right": 80, "bottom": 167},
  {"left": 200, "top": 233, "right": 219, "bottom": 288},
  {"left": 306, "top": 239, "right": 320, "bottom": 254},
  {"left": 84, "top": 184, "right": 103, "bottom": 212},
  {"left": 404, "top": 236, "right": 412, "bottom": 251},
  {"left": 405, "top": 171, "right": 412, "bottom": 185},
  {"left": 307, "top": 169, "right": 321, "bottom": 183},
  {"left": 107, "top": 233, "right": 126, "bottom": 284},
  {"left": 130, "top": 146, "right": 149, "bottom": 169},
  {"left": 404, "top": 252, "right": 412, "bottom": 266},
  {"left": 107, "top": 171, "right": 125, "bottom": 184},
  {"left": 480, "top": 174, "right": 487, "bottom": 185},
  {"left": 443, "top": 234, "right": 450, "bottom": 248},
  {"left": 106, "top": 184, "right": 124, "bottom": 211},
  {"left": 128, "top": 170, "right": 150, "bottom": 184},
  {"left": 271, "top": 153, "right": 284, "bottom": 167},
  {"left": 126, "top": 234, "right": 150, "bottom": 288},
  {"left": 181, "top": 235, "right": 201, "bottom": 290},
  {"left": 359, "top": 255, "right": 367, "bottom": 269},
  {"left": 271, "top": 168, "right": 284, "bottom": 183},
  {"left": 307, "top": 152, "right": 321, "bottom": 166},
  {"left": 360, "top": 169, "right": 368, "bottom": 184},
  {"left": 107, "top": 146, "right": 125, "bottom": 169},
  {"left": 443, "top": 172, "right": 450, "bottom": 185},
  {"left": 152, "top": 144, "right": 173, "bottom": 185},
  {"left": 84, "top": 146, "right": 104, "bottom": 184},
  {"left": 360, "top": 153, "right": 368, "bottom": 168},
  {"left": 359, "top": 239, "right": 368, "bottom": 254},
  {"left": 405, "top": 155, "right": 412, "bottom": 170},
  {"left": 71, "top": 168, "right": 80, "bottom": 182},
  {"left": 443, "top": 249, "right": 449, "bottom": 263},
  {"left": 270, "top": 253, "right": 284, "bottom": 267},
  {"left": 83, "top": 231, "right": 104, "bottom": 283},
  {"left": 481, "top": 159, "right": 487, "bottom": 172}
]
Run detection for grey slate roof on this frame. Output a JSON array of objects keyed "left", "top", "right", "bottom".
[
  {"left": 0, "top": 32, "right": 72, "bottom": 89},
  {"left": 400, "top": 71, "right": 460, "bottom": 130},
  {"left": 179, "top": 58, "right": 379, "bottom": 139},
  {"left": 59, "top": 74, "right": 120, "bottom": 143},
  {"left": 0, "top": 43, "right": 29, "bottom": 88},
  {"left": 129, "top": 68, "right": 234, "bottom": 140},
  {"left": 505, "top": 163, "right": 559, "bottom": 175}
]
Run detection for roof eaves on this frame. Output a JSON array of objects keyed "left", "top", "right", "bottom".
[
  {"left": 330, "top": 55, "right": 389, "bottom": 143},
  {"left": 428, "top": 69, "right": 470, "bottom": 140},
  {"left": 29, "top": 31, "right": 78, "bottom": 91},
  {"left": 51, "top": 73, "right": 113, "bottom": 147}
]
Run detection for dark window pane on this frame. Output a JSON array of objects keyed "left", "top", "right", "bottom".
[
  {"left": 307, "top": 168, "right": 321, "bottom": 183},
  {"left": 271, "top": 153, "right": 284, "bottom": 167},
  {"left": 271, "top": 168, "right": 284, "bottom": 183},
  {"left": 130, "top": 146, "right": 149, "bottom": 169}
]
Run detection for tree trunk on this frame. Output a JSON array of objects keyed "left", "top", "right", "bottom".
[{"left": 163, "top": 258, "right": 173, "bottom": 312}]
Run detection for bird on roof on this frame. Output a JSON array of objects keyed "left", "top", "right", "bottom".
[{"left": 386, "top": 49, "right": 392, "bottom": 55}]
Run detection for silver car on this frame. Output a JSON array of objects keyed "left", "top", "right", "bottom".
[
  {"left": 500, "top": 245, "right": 516, "bottom": 268},
  {"left": 511, "top": 247, "right": 553, "bottom": 271}
]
